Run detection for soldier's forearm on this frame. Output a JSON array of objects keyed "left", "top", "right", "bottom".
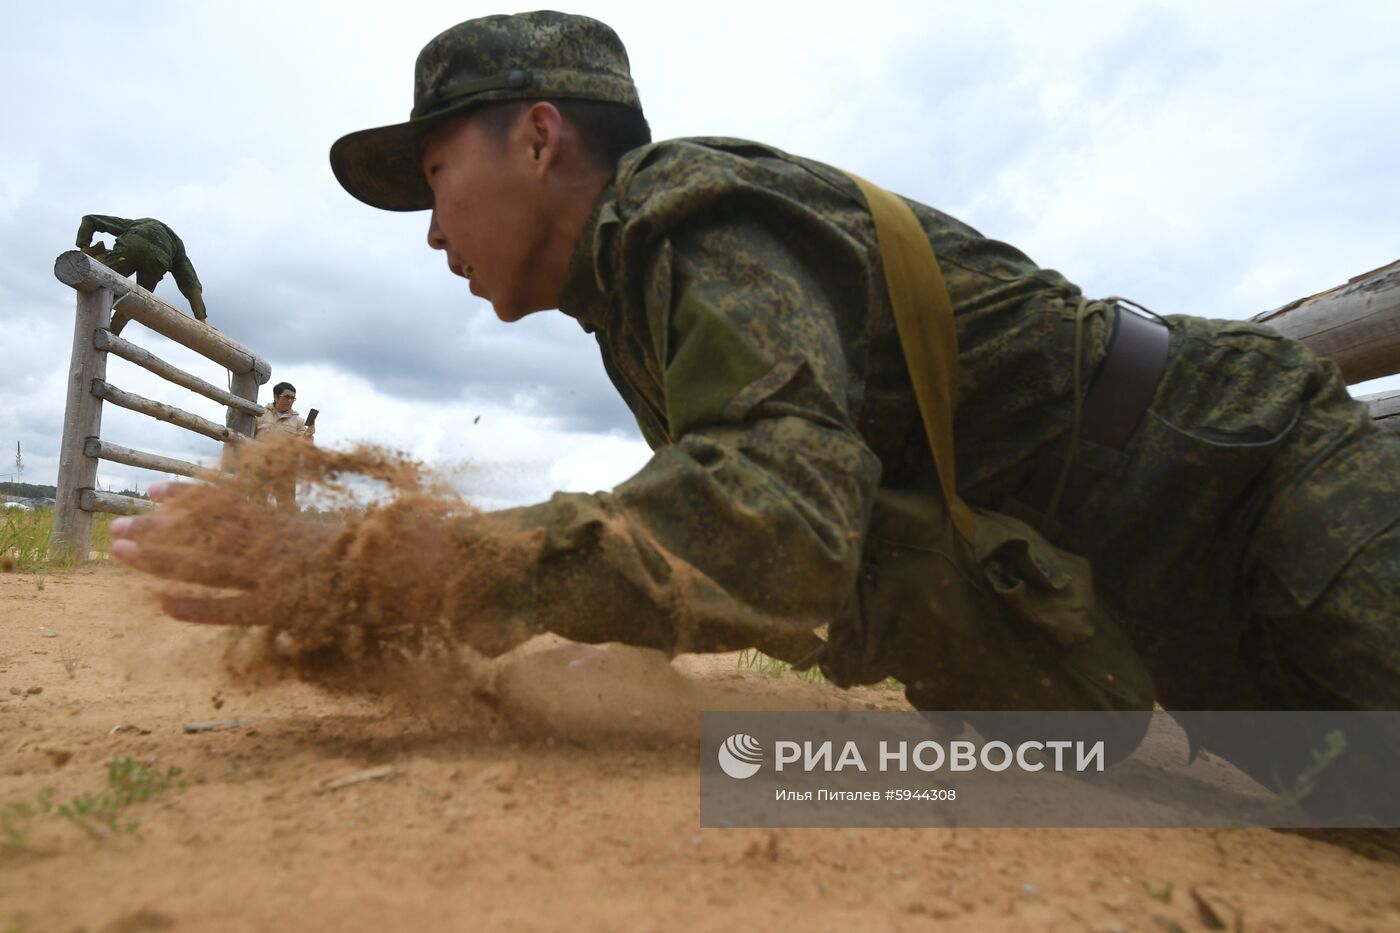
[
  {"left": 442, "top": 496, "right": 697, "bottom": 658},
  {"left": 172, "top": 261, "right": 206, "bottom": 320},
  {"left": 442, "top": 417, "right": 876, "bottom": 661},
  {"left": 186, "top": 291, "right": 208, "bottom": 322}
]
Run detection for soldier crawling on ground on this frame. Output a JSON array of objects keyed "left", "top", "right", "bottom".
[
  {"left": 76, "top": 214, "right": 207, "bottom": 335},
  {"left": 110, "top": 12, "right": 1399, "bottom": 815}
]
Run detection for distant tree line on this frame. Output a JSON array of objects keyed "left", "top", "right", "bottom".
[{"left": 0, "top": 482, "right": 149, "bottom": 500}]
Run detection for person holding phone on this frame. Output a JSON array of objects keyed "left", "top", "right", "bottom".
[{"left": 253, "top": 381, "right": 314, "bottom": 511}]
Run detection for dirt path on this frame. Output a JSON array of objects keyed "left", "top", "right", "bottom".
[{"left": 2, "top": 565, "right": 1398, "bottom": 932}]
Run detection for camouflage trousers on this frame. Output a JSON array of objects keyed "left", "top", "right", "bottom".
[
  {"left": 94, "top": 250, "right": 162, "bottom": 337},
  {"left": 1052, "top": 315, "right": 1400, "bottom": 714},
  {"left": 881, "top": 313, "right": 1400, "bottom": 799}
]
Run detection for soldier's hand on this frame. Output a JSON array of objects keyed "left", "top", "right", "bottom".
[
  {"left": 110, "top": 481, "right": 333, "bottom": 626},
  {"left": 111, "top": 472, "right": 533, "bottom": 667}
]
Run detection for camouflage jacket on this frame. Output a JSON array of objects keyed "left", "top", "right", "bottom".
[
  {"left": 450, "top": 137, "right": 1113, "bottom": 660},
  {"left": 78, "top": 215, "right": 204, "bottom": 301}
]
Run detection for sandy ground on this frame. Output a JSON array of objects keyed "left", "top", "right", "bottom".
[{"left": 2, "top": 565, "right": 1399, "bottom": 932}]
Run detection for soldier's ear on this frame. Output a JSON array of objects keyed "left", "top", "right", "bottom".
[{"left": 521, "top": 101, "right": 563, "bottom": 176}]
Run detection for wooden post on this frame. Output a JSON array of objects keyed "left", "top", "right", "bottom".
[
  {"left": 50, "top": 286, "right": 112, "bottom": 562},
  {"left": 225, "top": 371, "right": 260, "bottom": 475},
  {"left": 1253, "top": 260, "right": 1400, "bottom": 385},
  {"left": 228, "top": 371, "right": 260, "bottom": 439}
]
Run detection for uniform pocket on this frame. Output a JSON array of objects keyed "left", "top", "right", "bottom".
[
  {"left": 1124, "top": 315, "right": 1305, "bottom": 527},
  {"left": 1117, "top": 404, "right": 1295, "bottom": 566},
  {"left": 974, "top": 509, "right": 1098, "bottom": 646}
]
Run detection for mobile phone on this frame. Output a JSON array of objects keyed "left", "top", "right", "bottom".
[{"left": 306, "top": 408, "right": 319, "bottom": 427}]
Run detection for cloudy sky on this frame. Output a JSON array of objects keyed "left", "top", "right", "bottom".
[{"left": 2, "top": 1, "right": 1398, "bottom": 508}]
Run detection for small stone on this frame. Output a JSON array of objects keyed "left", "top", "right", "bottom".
[
  {"left": 475, "top": 761, "right": 521, "bottom": 793},
  {"left": 317, "top": 765, "right": 398, "bottom": 793},
  {"left": 25, "top": 686, "right": 42, "bottom": 695},
  {"left": 1023, "top": 884, "right": 1039, "bottom": 896},
  {"left": 108, "top": 724, "right": 151, "bottom": 736},
  {"left": 39, "top": 628, "right": 58, "bottom": 638},
  {"left": 7, "top": 687, "right": 20, "bottom": 696}
]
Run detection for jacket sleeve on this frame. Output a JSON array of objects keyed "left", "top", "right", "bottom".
[
  {"left": 169, "top": 251, "right": 206, "bottom": 320},
  {"left": 442, "top": 211, "right": 882, "bottom": 661},
  {"left": 77, "top": 214, "right": 131, "bottom": 247}
]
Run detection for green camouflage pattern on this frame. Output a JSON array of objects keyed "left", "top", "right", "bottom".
[
  {"left": 76, "top": 214, "right": 206, "bottom": 334},
  {"left": 1052, "top": 315, "right": 1400, "bottom": 711},
  {"left": 412, "top": 12, "right": 640, "bottom": 117},
  {"left": 450, "top": 136, "right": 1400, "bottom": 722},
  {"left": 331, "top": 11, "right": 640, "bottom": 212}
]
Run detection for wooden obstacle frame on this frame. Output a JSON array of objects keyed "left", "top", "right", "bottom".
[{"left": 49, "top": 250, "right": 271, "bottom": 562}]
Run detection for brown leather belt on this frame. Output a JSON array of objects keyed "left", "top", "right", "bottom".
[{"left": 1014, "top": 303, "right": 1172, "bottom": 527}]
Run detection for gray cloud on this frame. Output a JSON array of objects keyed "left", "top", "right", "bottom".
[{"left": 4, "top": 0, "right": 1397, "bottom": 498}]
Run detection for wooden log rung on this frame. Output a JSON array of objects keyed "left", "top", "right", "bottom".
[
  {"left": 1253, "top": 259, "right": 1400, "bottom": 385},
  {"left": 91, "top": 378, "right": 245, "bottom": 445},
  {"left": 79, "top": 488, "right": 157, "bottom": 516},
  {"left": 1360, "top": 389, "right": 1400, "bottom": 433},
  {"left": 83, "top": 437, "right": 208, "bottom": 479},
  {"left": 93, "top": 329, "right": 263, "bottom": 418},
  {"left": 53, "top": 250, "right": 271, "bottom": 383}
]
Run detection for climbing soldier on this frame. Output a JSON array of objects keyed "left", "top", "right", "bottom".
[{"left": 76, "top": 214, "right": 208, "bottom": 335}]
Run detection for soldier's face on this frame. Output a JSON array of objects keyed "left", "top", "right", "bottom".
[{"left": 422, "top": 113, "right": 555, "bottom": 322}]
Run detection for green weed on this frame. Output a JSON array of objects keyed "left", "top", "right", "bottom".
[
  {"left": 734, "top": 649, "right": 905, "bottom": 690},
  {"left": 1, "top": 757, "right": 187, "bottom": 847},
  {"left": 735, "top": 648, "right": 827, "bottom": 683},
  {"left": 1273, "top": 729, "right": 1348, "bottom": 810},
  {"left": 1141, "top": 879, "right": 1174, "bottom": 903},
  {"left": 0, "top": 509, "right": 114, "bottom": 573}
]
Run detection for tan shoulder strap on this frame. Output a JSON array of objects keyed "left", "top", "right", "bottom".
[{"left": 845, "top": 172, "right": 977, "bottom": 545}]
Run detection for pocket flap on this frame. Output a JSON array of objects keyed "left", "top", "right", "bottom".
[{"left": 975, "top": 509, "right": 1098, "bottom": 644}]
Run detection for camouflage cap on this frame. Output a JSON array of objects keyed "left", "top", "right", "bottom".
[{"left": 330, "top": 11, "right": 641, "bottom": 212}]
